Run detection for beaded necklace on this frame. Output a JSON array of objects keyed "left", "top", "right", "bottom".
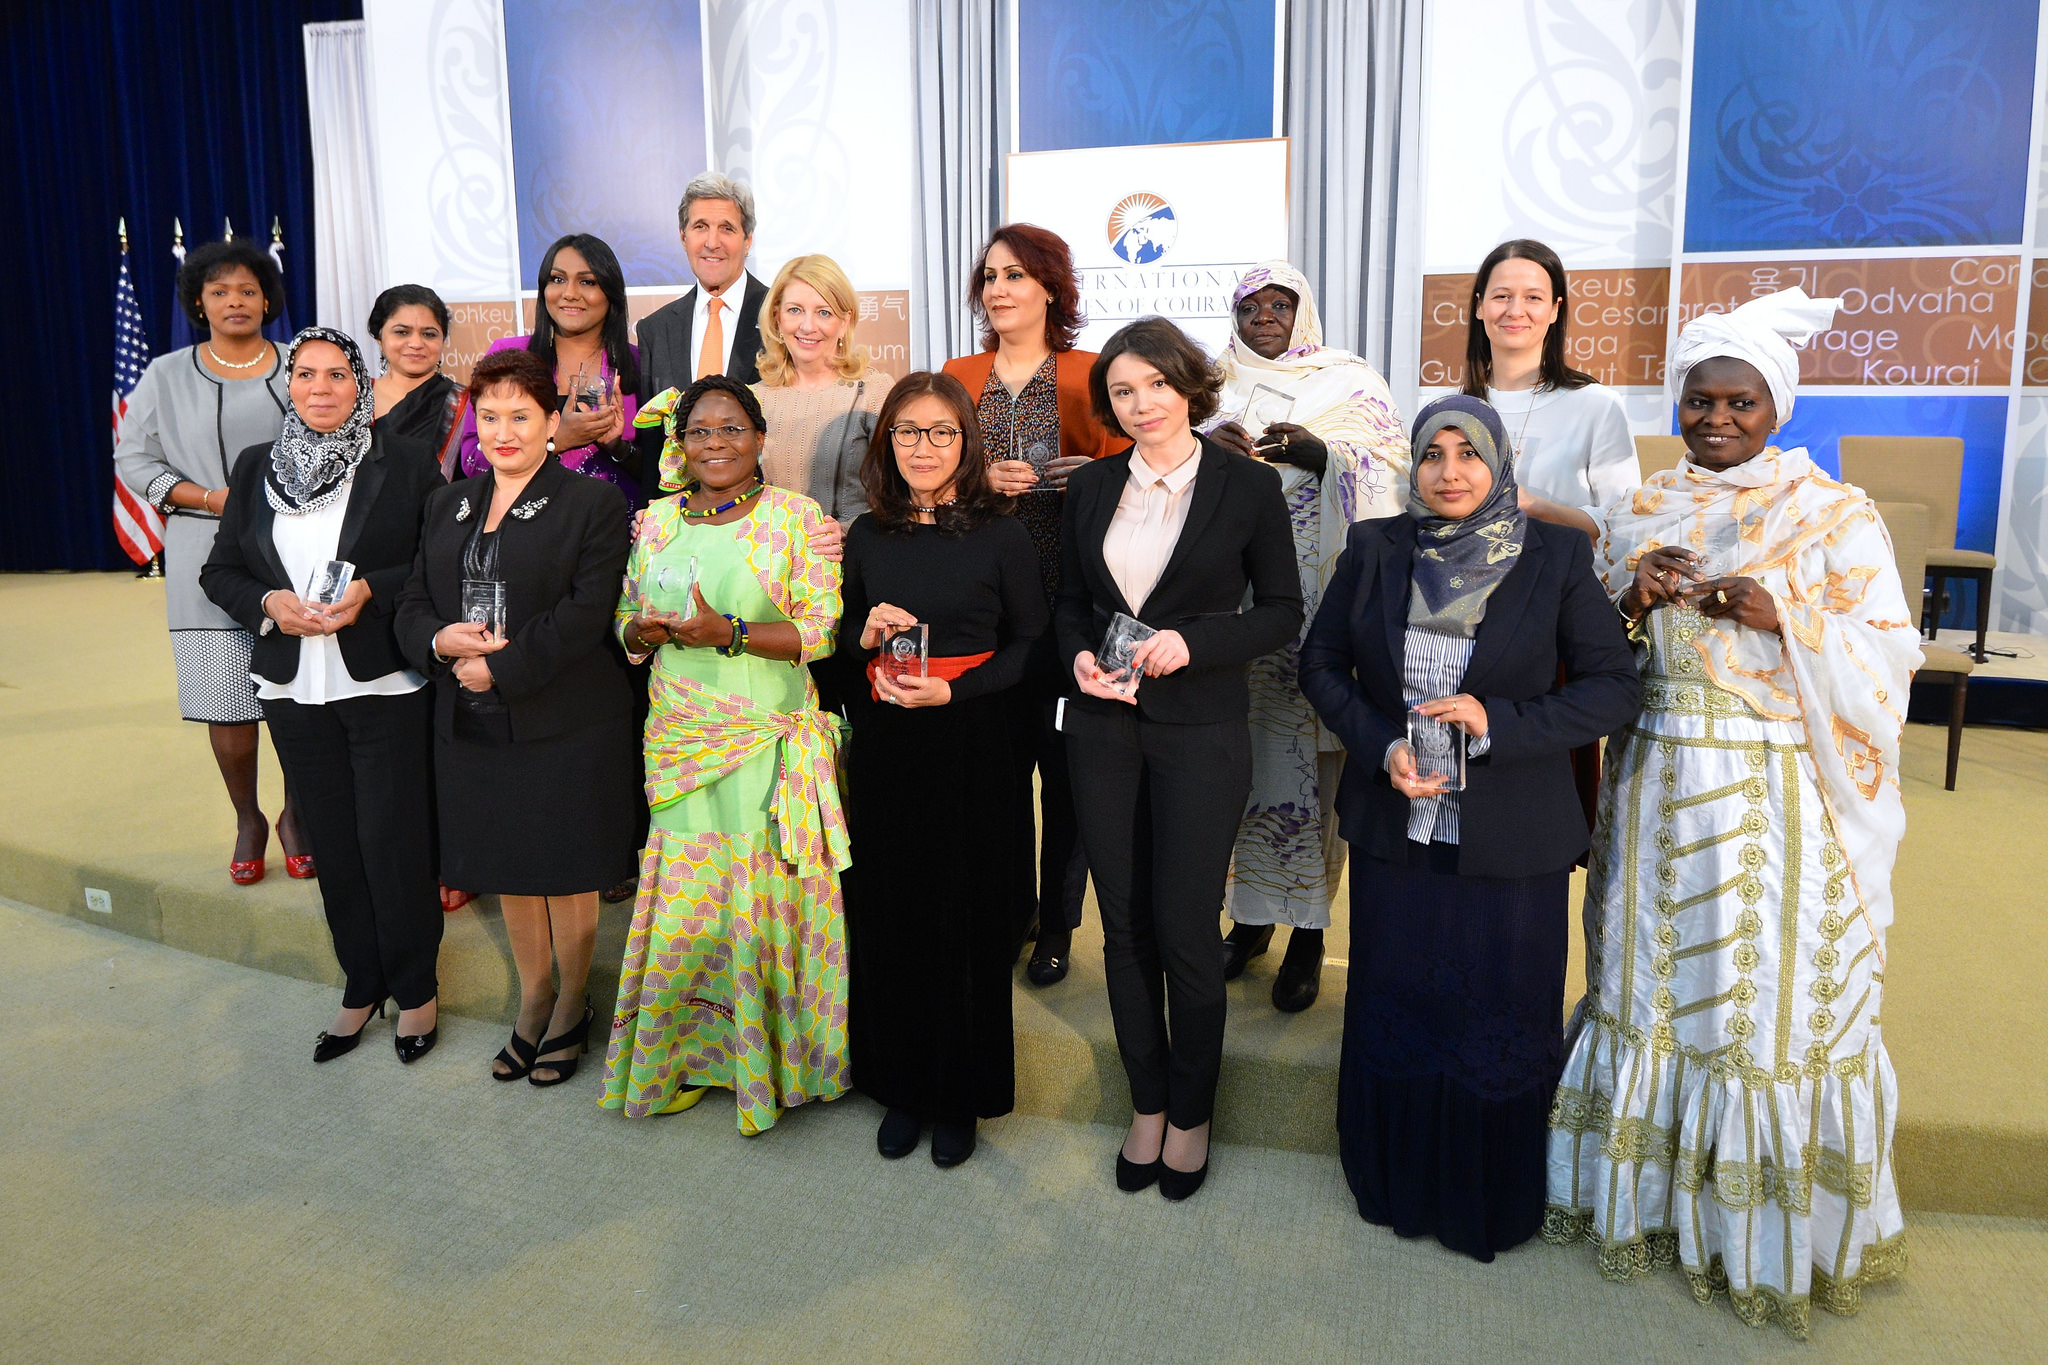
[{"left": 679, "top": 476, "right": 766, "bottom": 519}]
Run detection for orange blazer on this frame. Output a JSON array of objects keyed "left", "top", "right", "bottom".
[{"left": 941, "top": 349, "right": 1127, "bottom": 463}]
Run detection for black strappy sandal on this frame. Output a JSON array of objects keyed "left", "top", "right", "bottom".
[
  {"left": 529, "top": 1000, "right": 594, "bottom": 1088},
  {"left": 492, "top": 1027, "right": 542, "bottom": 1082}
]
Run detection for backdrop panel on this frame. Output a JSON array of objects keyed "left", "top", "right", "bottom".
[
  {"left": 1015, "top": 0, "right": 1278, "bottom": 153},
  {"left": 1007, "top": 138, "right": 1290, "bottom": 354},
  {"left": 1683, "top": 0, "right": 2039, "bottom": 252},
  {"left": 502, "top": 0, "right": 709, "bottom": 287}
]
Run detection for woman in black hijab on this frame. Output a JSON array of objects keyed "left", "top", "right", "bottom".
[{"left": 1298, "top": 394, "right": 1640, "bottom": 1260}]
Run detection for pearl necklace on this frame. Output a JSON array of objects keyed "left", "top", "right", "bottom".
[{"left": 206, "top": 342, "right": 271, "bottom": 371}]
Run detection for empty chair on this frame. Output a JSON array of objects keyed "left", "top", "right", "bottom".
[
  {"left": 1840, "top": 436, "right": 1992, "bottom": 662},
  {"left": 1874, "top": 500, "right": 1973, "bottom": 790}
]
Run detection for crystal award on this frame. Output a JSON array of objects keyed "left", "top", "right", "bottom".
[
  {"left": 1407, "top": 706, "right": 1467, "bottom": 793},
  {"left": 1098, "top": 612, "right": 1157, "bottom": 697},
  {"left": 460, "top": 579, "right": 508, "bottom": 639},
  {"left": 1242, "top": 383, "right": 1298, "bottom": 437},
  {"left": 640, "top": 555, "right": 700, "bottom": 625},
  {"left": 304, "top": 559, "right": 356, "bottom": 607},
  {"left": 879, "top": 623, "right": 929, "bottom": 686}
]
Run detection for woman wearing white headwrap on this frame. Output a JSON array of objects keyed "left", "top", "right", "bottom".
[
  {"left": 1544, "top": 289, "right": 1923, "bottom": 1336},
  {"left": 1205, "top": 263, "right": 1410, "bottom": 1011}
]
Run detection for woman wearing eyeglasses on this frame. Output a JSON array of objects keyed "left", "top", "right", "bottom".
[
  {"left": 601, "top": 375, "right": 849, "bottom": 1136},
  {"left": 835, "top": 372, "right": 1047, "bottom": 1168}
]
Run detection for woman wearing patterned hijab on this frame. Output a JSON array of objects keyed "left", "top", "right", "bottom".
[
  {"left": 201, "top": 327, "right": 447, "bottom": 1066},
  {"left": 1298, "top": 393, "right": 1641, "bottom": 1261},
  {"left": 1205, "top": 262, "right": 1412, "bottom": 1010},
  {"left": 1545, "top": 289, "right": 1921, "bottom": 1335}
]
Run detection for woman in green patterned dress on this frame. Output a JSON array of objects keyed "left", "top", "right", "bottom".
[{"left": 600, "top": 375, "right": 849, "bottom": 1135}]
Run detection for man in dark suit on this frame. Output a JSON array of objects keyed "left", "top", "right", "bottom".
[{"left": 635, "top": 172, "right": 771, "bottom": 400}]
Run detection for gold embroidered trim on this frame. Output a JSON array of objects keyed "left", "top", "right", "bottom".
[{"left": 1541, "top": 1209, "right": 1907, "bottom": 1340}]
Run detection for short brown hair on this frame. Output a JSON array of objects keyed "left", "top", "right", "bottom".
[
  {"left": 968, "top": 223, "right": 1083, "bottom": 353},
  {"left": 860, "top": 371, "right": 1008, "bottom": 536},
  {"left": 1088, "top": 317, "right": 1223, "bottom": 434},
  {"left": 468, "top": 347, "right": 556, "bottom": 413}
]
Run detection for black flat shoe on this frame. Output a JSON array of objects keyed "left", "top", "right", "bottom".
[
  {"left": 1221, "top": 922, "right": 1274, "bottom": 981},
  {"left": 530, "top": 999, "right": 594, "bottom": 1088},
  {"left": 394, "top": 1025, "right": 438, "bottom": 1064},
  {"left": 877, "top": 1108, "right": 921, "bottom": 1159},
  {"left": 314, "top": 1001, "right": 384, "bottom": 1064},
  {"left": 1159, "top": 1159, "right": 1209, "bottom": 1202},
  {"left": 1116, "top": 1151, "right": 1162, "bottom": 1192},
  {"left": 1026, "top": 924, "right": 1072, "bottom": 987},
  {"left": 931, "top": 1119, "right": 977, "bottom": 1168},
  {"left": 1271, "top": 928, "right": 1325, "bottom": 1013}
]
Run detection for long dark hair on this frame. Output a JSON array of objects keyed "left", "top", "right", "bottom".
[
  {"left": 529, "top": 233, "right": 640, "bottom": 394},
  {"left": 1461, "top": 238, "right": 1594, "bottom": 397},
  {"left": 860, "top": 371, "right": 1007, "bottom": 536}
]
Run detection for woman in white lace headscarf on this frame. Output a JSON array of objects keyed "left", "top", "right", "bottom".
[
  {"left": 1544, "top": 289, "right": 1923, "bottom": 1338},
  {"left": 1205, "top": 262, "right": 1410, "bottom": 1012}
]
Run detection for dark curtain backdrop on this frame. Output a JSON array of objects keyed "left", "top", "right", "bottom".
[{"left": 0, "top": 0, "right": 361, "bottom": 572}]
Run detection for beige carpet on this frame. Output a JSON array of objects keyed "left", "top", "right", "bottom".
[
  {"left": 5, "top": 897, "right": 2045, "bottom": 1365},
  {"left": 2, "top": 571, "right": 2045, "bottom": 1216}
]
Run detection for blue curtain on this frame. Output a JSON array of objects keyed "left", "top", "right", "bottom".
[{"left": 0, "top": 0, "right": 360, "bottom": 572}]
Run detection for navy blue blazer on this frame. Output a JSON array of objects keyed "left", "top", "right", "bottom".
[{"left": 1298, "top": 515, "right": 1642, "bottom": 879}]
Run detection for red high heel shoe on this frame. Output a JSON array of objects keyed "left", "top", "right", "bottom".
[
  {"left": 439, "top": 884, "right": 476, "bottom": 913},
  {"left": 231, "top": 824, "right": 267, "bottom": 886},
  {"left": 279, "top": 817, "right": 316, "bottom": 879}
]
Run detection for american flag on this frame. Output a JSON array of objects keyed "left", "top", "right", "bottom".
[{"left": 111, "top": 244, "right": 165, "bottom": 565}]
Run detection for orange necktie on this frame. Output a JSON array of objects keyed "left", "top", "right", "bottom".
[{"left": 698, "top": 294, "right": 725, "bottom": 379}]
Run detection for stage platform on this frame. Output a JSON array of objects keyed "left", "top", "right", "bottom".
[{"left": 3, "top": 572, "right": 2044, "bottom": 1218}]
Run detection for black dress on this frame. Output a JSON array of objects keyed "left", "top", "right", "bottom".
[
  {"left": 394, "top": 458, "right": 644, "bottom": 896},
  {"left": 837, "top": 511, "right": 1048, "bottom": 1121},
  {"left": 376, "top": 373, "right": 465, "bottom": 477}
]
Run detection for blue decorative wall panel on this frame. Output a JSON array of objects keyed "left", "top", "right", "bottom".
[
  {"left": 503, "top": 0, "right": 706, "bottom": 287},
  {"left": 1017, "top": 0, "right": 1276, "bottom": 153},
  {"left": 1683, "top": 0, "right": 2038, "bottom": 251}
]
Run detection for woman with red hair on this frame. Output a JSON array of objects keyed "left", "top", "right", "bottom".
[{"left": 942, "top": 224, "right": 1124, "bottom": 986}]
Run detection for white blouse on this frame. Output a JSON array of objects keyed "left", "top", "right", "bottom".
[
  {"left": 1487, "top": 382, "right": 1640, "bottom": 513},
  {"left": 1102, "top": 444, "right": 1201, "bottom": 613},
  {"left": 254, "top": 480, "right": 426, "bottom": 705}
]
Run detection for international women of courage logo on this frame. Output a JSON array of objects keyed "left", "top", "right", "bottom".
[{"left": 1108, "top": 193, "right": 1177, "bottom": 264}]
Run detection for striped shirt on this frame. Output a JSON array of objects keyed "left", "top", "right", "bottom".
[{"left": 1383, "top": 626, "right": 1492, "bottom": 845}]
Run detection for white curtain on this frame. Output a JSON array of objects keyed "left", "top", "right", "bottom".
[
  {"left": 303, "top": 20, "right": 386, "bottom": 362},
  {"left": 1285, "top": 0, "right": 1424, "bottom": 407},
  {"left": 909, "top": 0, "right": 1008, "bottom": 368}
]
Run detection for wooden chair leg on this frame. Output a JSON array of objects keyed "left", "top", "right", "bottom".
[
  {"left": 1945, "top": 675, "right": 1967, "bottom": 791},
  {"left": 1972, "top": 568, "right": 1992, "bottom": 663}
]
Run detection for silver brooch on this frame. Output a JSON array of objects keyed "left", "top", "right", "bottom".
[
  {"left": 509, "top": 497, "right": 549, "bottom": 520},
  {"left": 455, "top": 497, "right": 472, "bottom": 522}
]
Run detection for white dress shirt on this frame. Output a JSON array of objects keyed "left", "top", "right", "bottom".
[
  {"left": 254, "top": 480, "right": 426, "bottom": 705},
  {"left": 690, "top": 273, "right": 746, "bottom": 380},
  {"left": 1102, "top": 441, "right": 1202, "bottom": 613}
]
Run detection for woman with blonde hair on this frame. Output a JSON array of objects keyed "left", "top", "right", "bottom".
[{"left": 751, "top": 254, "right": 894, "bottom": 526}]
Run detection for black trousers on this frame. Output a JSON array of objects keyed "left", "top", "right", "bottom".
[
  {"left": 1012, "top": 690, "right": 1090, "bottom": 938},
  {"left": 263, "top": 689, "right": 441, "bottom": 1010},
  {"left": 1066, "top": 705, "right": 1251, "bottom": 1129}
]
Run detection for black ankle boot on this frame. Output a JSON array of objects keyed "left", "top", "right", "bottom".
[
  {"left": 878, "top": 1108, "right": 921, "bottom": 1159},
  {"left": 1221, "top": 922, "right": 1274, "bottom": 981},
  {"left": 1271, "top": 928, "right": 1325, "bottom": 1013}
]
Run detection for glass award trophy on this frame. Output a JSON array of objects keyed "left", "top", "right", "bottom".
[
  {"left": 1242, "top": 383, "right": 1297, "bottom": 437},
  {"left": 1407, "top": 706, "right": 1467, "bottom": 793},
  {"left": 640, "top": 556, "right": 700, "bottom": 625},
  {"left": 304, "top": 559, "right": 356, "bottom": 607},
  {"left": 879, "top": 623, "right": 929, "bottom": 685},
  {"left": 1098, "top": 612, "right": 1157, "bottom": 697},
  {"left": 460, "top": 579, "right": 508, "bottom": 639}
]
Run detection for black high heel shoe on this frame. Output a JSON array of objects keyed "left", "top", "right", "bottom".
[
  {"left": 1158, "top": 1158, "right": 1210, "bottom": 1202},
  {"left": 529, "top": 999, "right": 594, "bottom": 1088},
  {"left": 395, "top": 1018, "right": 439, "bottom": 1065},
  {"left": 314, "top": 1001, "right": 385, "bottom": 1064},
  {"left": 491, "top": 1027, "right": 542, "bottom": 1082},
  {"left": 1271, "top": 927, "right": 1325, "bottom": 1013},
  {"left": 1116, "top": 1151, "right": 1162, "bottom": 1193}
]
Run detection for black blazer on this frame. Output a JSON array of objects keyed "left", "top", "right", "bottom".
[
  {"left": 200, "top": 429, "right": 440, "bottom": 686},
  {"left": 1297, "top": 516, "right": 1642, "bottom": 880},
  {"left": 1054, "top": 436, "right": 1303, "bottom": 725},
  {"left": 393, "top": 456, "right": 635, "bottom": 743},
  {"left": 636, "top": 272, "right": 770, "bottom": 399}
]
